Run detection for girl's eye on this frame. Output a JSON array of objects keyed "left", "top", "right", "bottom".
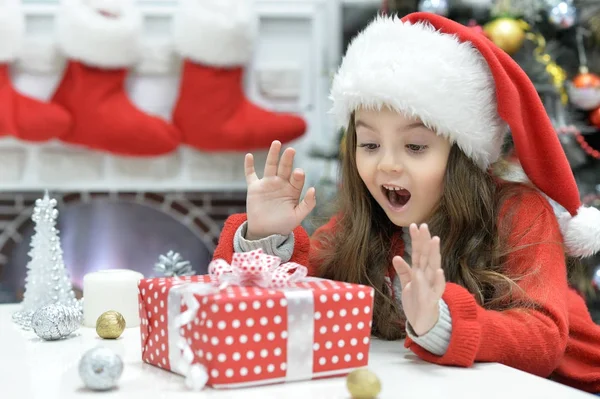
[
  {"left": 358, "top": 143, "right": 379, "bottom": 151},
  {"left": 406, "top": 144, "right": 428, "bottom": 153}
]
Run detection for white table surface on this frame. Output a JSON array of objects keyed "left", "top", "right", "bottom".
[{"left": 1, "top": 304, "right": 594, "bottom": 398}]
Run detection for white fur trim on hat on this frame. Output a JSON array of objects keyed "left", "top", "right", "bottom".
[
  {"left": 55, "top": 0, "right": 142, "bottom": 68},
  {"left": 0, "top": 2, "right": 24, "bottom": 62},
  {"left": 330, "top": 15, "right": 508, "bottom": 170},
  {"left": 558, "top": 207, "right": 600, "bottom": 258},
  {"left": 173, "top": 0, "right": 258, "bottom": 67}
]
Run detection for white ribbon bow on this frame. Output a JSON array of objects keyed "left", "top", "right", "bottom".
[{"left": 208, "top": 248, "right": 308, "bottom": 288}]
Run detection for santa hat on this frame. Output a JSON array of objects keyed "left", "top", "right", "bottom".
[{"left": 330, "top": 12, "right": 600, "bottom": 258}]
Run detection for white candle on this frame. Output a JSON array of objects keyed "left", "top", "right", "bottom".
[{"left": 82, "top": 269, "right": 144, "bottom": 328}]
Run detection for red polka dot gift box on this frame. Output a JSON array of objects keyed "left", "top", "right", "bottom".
[{"left": 137, "top": 249, "right": 375, "bottom": 389}]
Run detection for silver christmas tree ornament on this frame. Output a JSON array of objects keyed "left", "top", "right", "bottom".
[
  {"left": 154, "top": 251, "right": 195, "bottom": 277},
  {"left": 12, "top": 191, "right": 79, "bottom": 328}
]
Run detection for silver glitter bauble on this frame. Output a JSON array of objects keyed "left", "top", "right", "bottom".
[
  {"left": 567, "top": 83, "right": 600, "bottom": 111},
  {"left": 418, "top": 0, "right": 449, "bottom": 16},
  {"left": 79, "top": 347, "right": 123, "bottom": 391},
  {"left": 31, "top": 303, "right": 82, "bottom": 340},
  {"left": 546, "top": 0, "right": 577, "bottom": 29}
]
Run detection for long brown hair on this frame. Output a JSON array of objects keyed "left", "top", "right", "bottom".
[{"left": 311, "top": 116, "right": 580, "bottom": 340}]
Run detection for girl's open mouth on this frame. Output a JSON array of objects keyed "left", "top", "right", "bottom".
[{"left": 382, "top": 184, "right": 411, "bottom": 210}]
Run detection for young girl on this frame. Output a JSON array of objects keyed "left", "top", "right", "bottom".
[{"left": 213, "top": 12, "right": 600, "bottom": 393}]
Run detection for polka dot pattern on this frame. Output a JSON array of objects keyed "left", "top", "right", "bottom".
[
  {"left": 138, "top": 275, "right": 212, "bottom": 371},
  {"left": 295, "top": 280, "right": 373, "bottom": 374},
  {"left": 137, "top": 275, "right": 374, "bottom": 386}
]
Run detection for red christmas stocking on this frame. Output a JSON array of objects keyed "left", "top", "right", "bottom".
[
  {"left": 51, "top": 2, "right": 180, "bottom": 156},
  {"left": 172, "top": 1, "right": 307, "bottom": 152},
  {"left": 0, "top": 5, "right": 71, "bottom": 141}
]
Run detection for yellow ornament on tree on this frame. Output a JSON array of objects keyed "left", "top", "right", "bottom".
[
  {"left": 96, "top": 310, "right": 126, "bottom": 339},
  {"left": 483, "top": 17, "right": 527, "bottom": 55}
]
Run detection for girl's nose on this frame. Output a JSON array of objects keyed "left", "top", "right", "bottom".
[{"left": 377, "top": 151, "right": 403, "bottom": 174}]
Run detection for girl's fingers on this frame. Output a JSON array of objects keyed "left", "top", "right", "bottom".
[
  {"left": 393, "top": 255, "right": 412, "bottom": 290},
  {"left": 433, "top": 269, "right": 446, "bottom": 298},
  {"left": 263, "top": 140, "right": 282, "bottom": 177},
  {"left": 277, "top": 147, "right": 296, "bottom": 180},
  {"left": 409, "top": 223, "right": 421, "bottom": 269},
  {"left": 428, "top": 236, "right": 442, "bottom": 274},
  {"left": 295, "top": 187, "right": 317, "bottom": 222},
  {"left": 244, "top": 153, "right": 258, "bottom": 185},
  {"left": 289, "top": 168, "right": 306, "bottom": 192},
  {"left": 418, "top": 224, "right": 432, "bottom": 270}
]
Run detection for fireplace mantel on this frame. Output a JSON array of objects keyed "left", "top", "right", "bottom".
[{"left": 0, "top": 138, "right": 268, "bottom": 191}]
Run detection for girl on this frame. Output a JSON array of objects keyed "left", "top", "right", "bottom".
[{"left": 213, "top": 12, "right": 600, "bottom": 393}]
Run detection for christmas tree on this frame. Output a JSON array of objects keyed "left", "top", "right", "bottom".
[{"left": 12, "top": 191, "right": 79, "bottom": 328}]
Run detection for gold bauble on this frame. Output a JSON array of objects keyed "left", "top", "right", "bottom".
[
  {"left": 483, "top": 18, "right": 526, "bottom": 55},
  {"left": 96, "top": 310, "right": 126, "bottom": 339},
  {"left": 346, "top": 368, "right": 381, "bottom": 399}
]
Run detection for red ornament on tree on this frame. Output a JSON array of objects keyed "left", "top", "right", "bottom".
[
  {"left": 567, "top": 65, "right": 600, "bottom": 111},
  {"left": 568, "top": 69, "right": 600, "bottom": 111},
  {"left": 573, "top": 71, "right": 600, "bottom": 88},
  {"left": 569, "top": 30, "right": 600, "bottom": 110}
]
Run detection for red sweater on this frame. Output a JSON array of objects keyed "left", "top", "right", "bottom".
[{"left": 212, "top": 190, "right": 600, "bottom": 393}]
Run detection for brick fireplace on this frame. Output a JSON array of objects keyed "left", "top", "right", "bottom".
[{"left": 0, "top": 190, "right": 247, "bottom": 303}]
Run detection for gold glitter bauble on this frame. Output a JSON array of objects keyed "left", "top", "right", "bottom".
[
  {"left": 96, "top": 310, "right": 126, "bottom": 339},
  {"left": 483, "top": 18, "right": 526, "bottom": 55},
  {"left": 346, "top": 368, "right": 381, "bottom": 399}
]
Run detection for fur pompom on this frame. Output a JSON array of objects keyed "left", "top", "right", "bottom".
[{"left": 558, "top": 206, "right": 600, "bottom": 258}]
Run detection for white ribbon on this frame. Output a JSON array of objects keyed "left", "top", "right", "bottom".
[
  {"left": 282, "top": 288, "right": 315, "bottom": 382},
  {"left": 168, "top": 281, "right": 221, "bottom": 390}
]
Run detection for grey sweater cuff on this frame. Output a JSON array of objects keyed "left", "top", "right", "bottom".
[
  {"left": 405, "top": 299, "right": 452, "bottom": 356},
  {"left": 233, "top": 221, "right": 295, "bottom": 263}
]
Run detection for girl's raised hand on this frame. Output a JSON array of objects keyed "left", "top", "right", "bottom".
[
  {"left": 392, "top": 223, "right": 446, "bottom": 336},
  {"left": 244, "top": 141, "right": 317, "bottom": 240}
]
